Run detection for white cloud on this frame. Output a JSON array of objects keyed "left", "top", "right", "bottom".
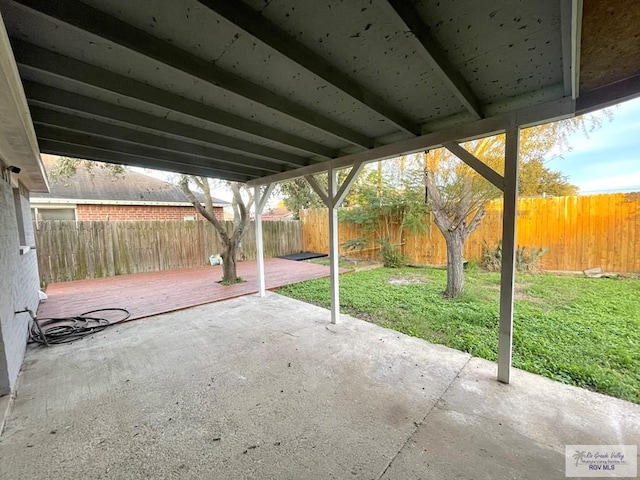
[
  {"left": 544, "top": 96, "right": 640, "bottom": 194},
  {"left": 577, "top": 171, "right": 640, "bottom": 194}
]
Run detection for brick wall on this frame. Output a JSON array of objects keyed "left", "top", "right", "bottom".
[
  {"left": 75, "top": 204, "right": 224, "bottom": 221},
  {"left": 0, "top": 174, "right": 40, "bottom": 395}
]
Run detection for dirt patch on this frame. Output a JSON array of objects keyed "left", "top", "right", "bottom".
[
  {"left": 309, "top": 256, "right": 382, "bottom": 272},
  {"left": 486, "top": 282, "right": 546, "bottom": 305},
  {"left": 387, "top": 275, "right": 428, "bottom": 286},
  {"left": 342, "top": 256, "right": 383, "bottom": 270}
]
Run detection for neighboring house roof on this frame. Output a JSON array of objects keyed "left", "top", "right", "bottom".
[
  {"left": 249, "top": 206, "right": 294, "bottom": 221},
  {"left": 31, "top": 155, "right": 229, "bottom": 206},
  {"left": 261, "top": 207, "right": 294, "bottom": 221}
]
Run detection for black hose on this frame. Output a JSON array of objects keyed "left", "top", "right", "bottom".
[{"left": 26, "top": 308, "right": 130, "bottom": 346}]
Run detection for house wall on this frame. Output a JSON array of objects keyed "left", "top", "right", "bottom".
[
  {"left": 0, "top": 167, "right": 40, "bottom": 395},
  {"left": 75, "top": 204, "right": 224, "bottom": 221}
]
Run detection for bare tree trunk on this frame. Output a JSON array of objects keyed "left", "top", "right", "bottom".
[
  {"left": 443, "top": 230, "right": 465, "bottom": 298},
  {"left": 423, "top": 152, "right": 485, "bottom": 298},
  {"left": 180, "top": 177, "right": 250, "bottom": 284},
  {"left": 221, "top": 242, "right": 237, "bottom": 283}
]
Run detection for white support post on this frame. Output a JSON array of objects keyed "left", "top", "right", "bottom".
[
  {"left": 255, "top": 183, "right": 273, "bottom": 298},
  {"left": 327, "top": 166, "right": 340, "bottom": 324},
  {"left": 497, "top": 124, "right": 520, "bottom": 383},
  {"left": 255, "top": 207, "right": 266, "bottom": 297},
  {"left": 304, "top": 164, "right": 363, "bottom": 324}
]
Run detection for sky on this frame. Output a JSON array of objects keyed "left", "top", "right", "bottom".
[
  {"left": 544, "top": 96, "right": 640, "bottom": 194},
  {"left": 132, "top": 95, "right": 640, "bottom": 198}
]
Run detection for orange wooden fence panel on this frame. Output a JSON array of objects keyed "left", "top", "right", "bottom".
[{"left": 300, "top": 193, "right": 640, "bottom": 273}]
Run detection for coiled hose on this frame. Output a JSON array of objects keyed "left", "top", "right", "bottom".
[{"left": 16, "top": 308, "right": 131, "bottom": 346}]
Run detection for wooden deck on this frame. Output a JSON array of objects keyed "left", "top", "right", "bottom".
[{"left": 37, "top": 258, "right": 340, "bottom": 321}]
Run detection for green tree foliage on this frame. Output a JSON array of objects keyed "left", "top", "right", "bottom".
[
  {"left": 279, "top": 170, "right": 354, "bottom": 218},
  {"left": 519, "top": 159, "right": 578, "bottom": 196},
  {"left": 340, "top": 158, "right": 429, "bottom": 267},
  {"left": 279, "top": 178, "right": 327, "bottom": 219},
  {"left": 422, "top": 113, "right": 603, "bottom": 297},
  {"left": 47, "top": 156, "right": 126, "bottom": 181}
]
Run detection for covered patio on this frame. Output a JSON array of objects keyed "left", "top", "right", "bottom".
[
  {"left": 2, "top": 294, "right": 638, "bottom": 479},
  {"left": 1, "top": 0, "right": 638, "bottom": 388},
  {"left": 1, "top": 0, "right": 640, "bottom": 477}
]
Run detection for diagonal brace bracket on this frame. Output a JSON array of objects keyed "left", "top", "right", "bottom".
[
  {"left": 256, "top": 183, "right": 275, "bottom": 214},
  {"left": 305, "top": 175, "right": 330, "bottom": 207},
  {"left": 444, "top": 142, "right": 504, "bottom": 191},
  {"left": 306, "top": 162, "right": 365, "bottom": 208}
]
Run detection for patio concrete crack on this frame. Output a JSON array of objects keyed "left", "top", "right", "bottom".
[
  {"left": 431, "top": 404, "right": 559, "bottom": 452},
  {"left": 375, "top": 355, "right": 472, "bottom": 480}
]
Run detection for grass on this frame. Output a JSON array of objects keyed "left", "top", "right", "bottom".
[{"left": 278, "top": 266, "right": 640, "bottom": 404}]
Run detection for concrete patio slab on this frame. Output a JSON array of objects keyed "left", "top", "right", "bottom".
[
  {"left": 380, "top": 358, "right": 640, "bottom": 479},
  {"left": 1, "top": 294, "right": 638, "bottom": 479}
]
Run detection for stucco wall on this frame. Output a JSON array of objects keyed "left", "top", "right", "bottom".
[{"left": 0, "top": 175, "right": 40, "bottom": 395}]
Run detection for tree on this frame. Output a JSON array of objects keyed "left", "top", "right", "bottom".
[
  {"left": 518, "top": 159, "right": 578, "bottom": 196},
  {"left": 422, "top": 115, "right": 602, "bottom": 298},
  {"left": 341, "top": 158, "right": 429, "bottom": 267},
  {"left": 47, "top": 156, "right": 126, "bottom": 180},
  {"left": 421, "top": 141, "right": 493, "bottom": 298},
  {"left": 46, "top": 155, "right": 253, "bottom": 284},
  {"left": 279, "top": 178, "right": 326, "bottom": 219},
  {"left": 179, "top": 176, "right": 253, "bottom": 284},
  {"left": 279, "top": 171, "right": 358, "bottom": 219}
]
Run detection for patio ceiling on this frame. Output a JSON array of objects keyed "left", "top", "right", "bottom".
[{"left": 1, "top": 0, "right": 638, "bottom": 184}]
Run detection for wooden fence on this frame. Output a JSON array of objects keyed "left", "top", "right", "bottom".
[
  {"left": 35, "top": 220, "right": 303, "bottom": 285},
  {"left": 301, "top": 193, "right": 640, "bottom": 273}
]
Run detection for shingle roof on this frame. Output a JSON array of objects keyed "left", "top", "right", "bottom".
[{"left": 31, "top": 155, "right": 228, "bottom": 206}]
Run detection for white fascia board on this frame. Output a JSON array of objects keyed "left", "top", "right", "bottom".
[
  {"left": 571, "top": 0, "right": 583, "bottom": 100},
  {"left": 0, "top": 14, "right": 48, "bottom": 192},
  {"left": 31, "top": 202, "right": 77, "bottom": 209},
  {"left": 29, "top": 198, "right": 227, "bottom": 207}
]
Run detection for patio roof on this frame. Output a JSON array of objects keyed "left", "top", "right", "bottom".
[{"left": 0, "top": 0, "right": 638, "bottom": 184}]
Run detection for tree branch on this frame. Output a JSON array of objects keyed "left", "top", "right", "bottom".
[
  {"left": 179, "top": 176, "right": 229, "bottom": 243},
  {"left": 424, "top": 165, "right": 456, "bottom": 236},
  {"left": 463, "top": 204, "right": 486, "bottom": 237},
  {"left": 230, "top": 182, "right": 250, "bottom": 242}
]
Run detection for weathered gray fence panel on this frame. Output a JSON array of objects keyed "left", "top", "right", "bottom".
[{"left": 35, "top": 220, "right": 303, "bottom": 285}]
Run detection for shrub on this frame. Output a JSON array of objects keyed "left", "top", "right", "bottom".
[
  {"left": 378, "top": 239, "right": 407, "bottom": 268},
  {"left": 342, "top": 237, "right": 407, "bottom": 268},
  {"left": 516, "top": 245, "right": 548, "bottom": 273},
  {"left": 342, "top": 237, "right": 368, "bottom": 252},
  {"left": 481, "top": 241, "right": 502, "bottom": 272},
  {"left": 481, "top": 240, "right": 548, "bottom": 273}
]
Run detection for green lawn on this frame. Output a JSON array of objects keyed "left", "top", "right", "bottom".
[{"left": 278, "top": 267, "right": 640, "bottom": 404}]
